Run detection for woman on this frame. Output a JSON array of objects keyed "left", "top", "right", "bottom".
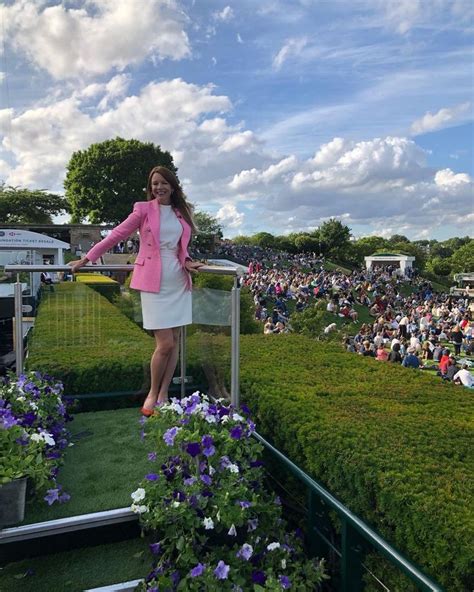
[{"left": 70, "top": 166, "right": 203, "bottom": 416}]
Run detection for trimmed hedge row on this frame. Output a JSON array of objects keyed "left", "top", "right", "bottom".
[
  {"left": 26, "top": 283, "right": 154, "bottom": 395},
  {"left": 187, "top": 333, "right": 474, "bottom": 591},
  {"left": 75, "top": 273, "right": 121, "bottom": 302}
]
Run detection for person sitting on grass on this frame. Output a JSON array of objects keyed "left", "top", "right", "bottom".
[
  {"left": 453, "top": 363, "right": 474, "bottom": 388},
  {"left": 444, "top": 356, "right": 458, "bottom": 381},
  {"left": 376, "top": 346, "right": 389, "bottom": 361},
  {"left": 388, "top": 342, "right": 402, "bottom": 363},
  {"left": 402, "top": 347, "right": 421, "bottom": 369}
]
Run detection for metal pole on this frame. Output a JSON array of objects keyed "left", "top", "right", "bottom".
[
  {"left": 230, "top": 276, "right": 240, "bottom": 407},
  {"left": 180, "top": 325, "right": 186, "bottom": 397},
  {"left": 14, "top": 274, "right": 24, "bottom": 376}
]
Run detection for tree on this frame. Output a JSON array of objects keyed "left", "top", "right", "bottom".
[
  {"left": 388, "top": 234, "right": 409, "bottom": 244},
  {"left": 450, "top": 240, "right": 474, "bottom": 274},
  {"left": 353, "top": 236, "right": 388, "bottom": 260},
  {"left": 318, "top": 218, "right": 351, "bottom": 259},
  {"left": 0, "top": 184, "right": 68, "bottom": 224},
  {"left": 64, "top": 137, "right": 176, "bottom": 224},
  {"left": 294, "top": 234, "right": 320, "bottom": 253},
  {"left": 194, "top": 211, "right": 223, "bottom": 238},
  {"left": 390, "top": 241, "right": 427, "bottom": 270},
  {"left": 251, "top": 232, "right": 277, "bottom": 249},
  {"left": 425, "top": 256, "right": 452, "bottom": 277}
]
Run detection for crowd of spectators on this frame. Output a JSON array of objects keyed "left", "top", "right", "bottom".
[{"left": 216, "top": 242, "right": 474, "bottom": 389}]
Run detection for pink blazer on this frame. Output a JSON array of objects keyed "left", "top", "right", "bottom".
[{"left": 85, "top": 200, "right": 192, "bottom": 293}]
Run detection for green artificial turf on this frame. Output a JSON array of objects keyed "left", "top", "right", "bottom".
[
  {"left": 0, "top": 537, "right": 150, "bottom": 592},
  {"left": 22, "top": 408, "right": 150, "bottom": 524}
]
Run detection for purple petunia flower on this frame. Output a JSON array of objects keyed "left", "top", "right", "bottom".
[
  {"left": 252, "top": 571, "right": 266, "bottom": 585},
  {"left": 200, "top": 474, "right": 212, "bottom": 486},
  {"left": 149, "top": 542, "right": 161, "bottom": 555},
  {"left": 190, "top": 563, "right": 205, "bottom": 577},
  {"left": 15, "top": 434, "right": 29, "bottom": 446},
  {"left": 279, "top": 575, "right": 291, "bottom": 589},
  {"left": 1, "top": 409, "right": 18, "bottom": 429},
  {"left": 148, "top": 452, "right": 157, "bottom": 461},
  {"left": 184, "top": 476, "right": 197, "bottom": 486},
  {"left": 20, "top": 411, "right": 37, "bottom": 427},
  {"left": 230, "top": 425, "right": 243, "bottom": 440},
  {"left": 238, "top": 500, "right": 252, "bottom": 508},
  {"left": 236, "top": 543, "right": 253, "bottom": 560},
  {"left": 163, "top": 426, "right": 179, "bottom": 446},
  {"left": 59, "top": 492, "right": 71, "bottom": 503},
  {"left": 185, "top": 442, "right": 201, "bottom": 457},
  {"left": 171, "top": 571, "right": 181, "bottom": 586},
  {"left": 45, "top": 451, "right": 61, "bottom": 460},
  {"left": 214, "top": 560, "right": 230, "bottom": 580},
  {"left": 146, "top": 473, "right": 159, "bottom": 481},
  {"left": 203, "top": 444, "right": 216, "bottom": 457},
  {"left": 44, "top": 488, "right": 60, "bottom": 506},
  {"left": 247, "top": 518, "right": 258, "bottom": 532}
]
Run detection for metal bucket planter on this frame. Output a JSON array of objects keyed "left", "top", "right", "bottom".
[{"left": 0, "top": 477, "right": 27, "bottom": 527}]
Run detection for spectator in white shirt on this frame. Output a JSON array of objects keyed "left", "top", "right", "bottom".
[{"left": 453, "top": 364, "right": 474, "bottom": 388}]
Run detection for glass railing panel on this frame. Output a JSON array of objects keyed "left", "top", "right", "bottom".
[{"left": 3, "top": 264, "right": 240, "bottom": 525}]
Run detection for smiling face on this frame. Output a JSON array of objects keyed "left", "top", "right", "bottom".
[{"left": 151, "top": 172, "right": 173, "bottom": 204}]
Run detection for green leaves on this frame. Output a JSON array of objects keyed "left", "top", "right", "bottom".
[{"left": 64, "top": 137, "right": 176, "bottom": 224}]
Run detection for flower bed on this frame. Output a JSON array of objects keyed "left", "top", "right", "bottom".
[
  {"left": 0, "top": 371, "right": 73, "bottom": 507},
  {"left": 132, "top": 393, "right": 327, "bottom": 590}
]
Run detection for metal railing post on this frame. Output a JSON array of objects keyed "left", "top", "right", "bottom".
[
  {"left": 14, "top": 274, "right": 24, "bottom": 376},
  {"left": 230, "top": 276, "right": 240, "bottom": 408},
  {"left": 307, "top": 489, "right": 332, "bottom": 559},
  {"left": 341, "top": 520, "right": 368, "bottom": 592},
  {"left": 180, "top": 325, "right": 186, "bottom": 398}
]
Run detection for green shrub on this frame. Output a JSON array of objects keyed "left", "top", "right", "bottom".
[
  {"left": 26, "top": 283, "right": 154, "bottom": 395},
  {"left": 186, "top": 333, "right": 474, "bottom": 591}
]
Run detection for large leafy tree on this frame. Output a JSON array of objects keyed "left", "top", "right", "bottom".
[
  {"left": 64, "top": 137, "right": 177, "bottom": 224},
  {"left": 194, "top": 211, "right": 223, "bottom": 238},
  {"left": 318, "top": 218, "right": 351, "bottom": 259},
  {"left": 0, "top": 184, "right": 68, "bottom": 224},
  {"left": 450, "top": 240, "right": 474, "bottom": 274}
]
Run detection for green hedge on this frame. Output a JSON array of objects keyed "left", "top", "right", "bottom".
[
  {"left": 26, "top": 283, "right": 154, "bottom": 395},
  {"left": 75, "top": 273, "right": 121, "bottom": 302},
  {"left": 187, "top": 333, "right": 473, "bottom": 591}
]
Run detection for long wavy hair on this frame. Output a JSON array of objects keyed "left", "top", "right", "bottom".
[{"left": 146, "top": 166, "right": 196, "bottom": 233}]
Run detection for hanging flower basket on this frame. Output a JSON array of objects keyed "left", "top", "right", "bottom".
[{"left": 0, "top": 476, "right": 27, "bottom": 527}]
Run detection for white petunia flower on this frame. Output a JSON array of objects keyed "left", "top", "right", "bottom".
[
  {"left": 42, "top": 432, "right": 55, "bottom": 446},
  {"left": 30, "top": 433, "right": 43, "bottom": 443},
  {"left": 172, "top": 501, "right": 181, "bottom": 508},
  {"left": 170, "top": 402, "right": 184, "bottom": 415},
  {"left": 131, "top": 504, "right": 149, "bottom": 514},
  {"left": 209, "top": 466, "right": 216, "bottom": 475},
  {"left": 228, "top": 524, "right": 237, "bottom": 536},
  {"left": 228, "top": 463, "right": 239, "bottom": 473},
  {"left": 232, "top": 413, "right": 244, "bottom": 422},
  {"left": 205, "top": 414, "right": 217, "bottom": 424},
  {"left": 221, "top": 415, "right": 230, "bottom": 424},
  {"left": 30, "top": 402, "right": 38, "bottom": 410},
  {"left": 281, "top": 559, "right": 287, "bottom": 569},
  {"left": 203, "top": 517, "right": 214, "bottom": 530},
  {"left": 267, "top": 542, "right": 281, "bottom": 551},
  {"left": 131, "top": 488, "right": 146, "bottom": 502}
]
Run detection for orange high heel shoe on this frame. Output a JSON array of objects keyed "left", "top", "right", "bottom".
[{"left": 140, "top": 407, "right": 155, "bottom": 417}]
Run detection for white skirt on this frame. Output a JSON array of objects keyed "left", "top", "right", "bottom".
[{"left": 140, "top": 251, "right": 192, "bottom": 330}]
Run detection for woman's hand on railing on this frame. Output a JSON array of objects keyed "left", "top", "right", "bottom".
[
  {"left": 68, "top": 257, "right": 90, "bottom": 274},
  {"left": 185, "top": 260, "right": 205, "bottom": 273}
]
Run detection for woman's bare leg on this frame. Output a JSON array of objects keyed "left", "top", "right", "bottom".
[
  {"left": 142, "top": 328, "right": 175, "bottom": 411},
  {"left": 157, "top": 327, "right": 180, "bottom": 404}
]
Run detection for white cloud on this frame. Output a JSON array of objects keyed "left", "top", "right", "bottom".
[
  {"left": 380, "top": 0, "right": 425, "bottom": 34},
  {"left": 218, "top": 130, "right": 260, "bottom": 153},
  {"left": 434, "top": 168, "right": 471, "bottom": 188},
  {"left": 213, "top": 6, "right": 234, "bottom": 22},
  {"left": 272, "top": 37, "right": 309, "bottom": 71},
  {"left": 410, "top": 102, "right": 472, "bottom": 135},
  {"left": 3, "top": 0, "right": 190, "bottom": 79},
  {"left": 237, "top": 33, "right": 243, "bottom": 44},
  {"left": 97, "top": 74, "right": 131, "bottom": 110},
  {"left": 216, "top": 203, "right": 245, "bottom": 228},
  {"left": 229, "top": 155, "right": 297, "bottom": 189}
]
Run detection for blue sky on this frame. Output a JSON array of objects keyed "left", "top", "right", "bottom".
[{"left": 0, "top": 0, "right": 472, "bottom": 240}]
